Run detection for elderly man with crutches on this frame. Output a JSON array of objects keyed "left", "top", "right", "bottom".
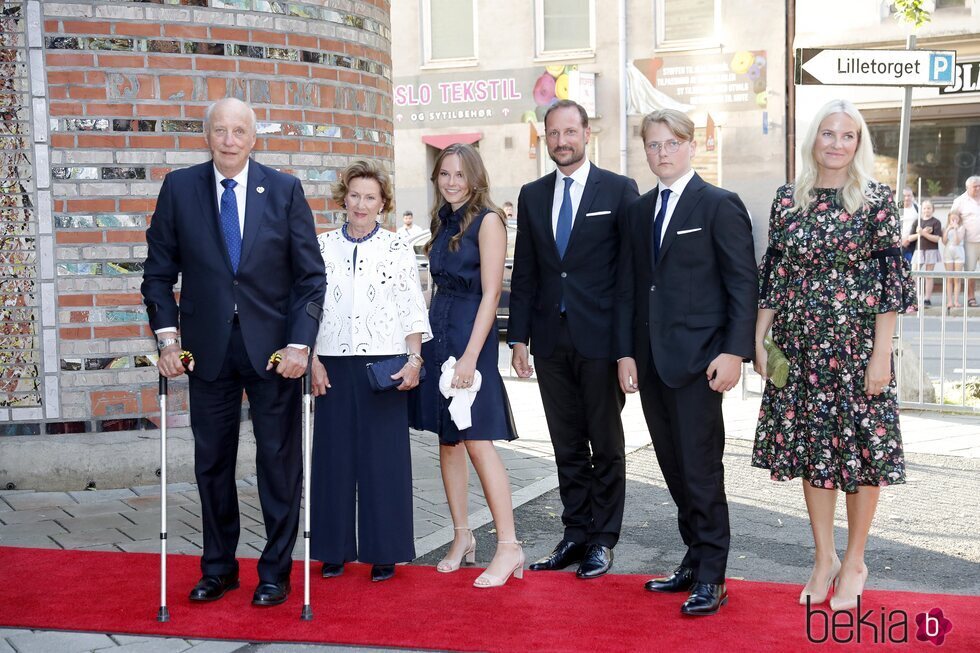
[{"left": 142, "top": 97, "right": 325, "bottom": 614}]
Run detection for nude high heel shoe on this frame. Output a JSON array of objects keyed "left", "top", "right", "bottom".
[
  {"left": 437, "top": 527, "right": 476, "bottom": 573},
  {"left": 799, "top": 559, "right": 841, "bottom": 606},
  {"left": 473, "top": 541, "right": 525, "bottom": 588},
  {"left": 829, "top": 566, "right": 868, "bottom": 612}
]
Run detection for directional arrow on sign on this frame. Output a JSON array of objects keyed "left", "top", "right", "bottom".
[{"left": 795, "top": 48, "right": 957, "bottom": 86}]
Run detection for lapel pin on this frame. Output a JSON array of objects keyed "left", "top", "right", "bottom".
[{"left": 256, "top": 186, "right": 265, "bottom": 194}]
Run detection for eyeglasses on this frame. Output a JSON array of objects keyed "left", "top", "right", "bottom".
[{"left": 645, "top": 140, "right": 686, "bottom": 154}]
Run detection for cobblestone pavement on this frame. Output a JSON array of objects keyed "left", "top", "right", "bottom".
[{"left": 2, "top": 379, "right": 977, "bottom": 652}]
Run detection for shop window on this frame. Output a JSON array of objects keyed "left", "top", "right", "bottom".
[
  {"left": 423, "top": 0, "right": 477, "bottom": 65},
  {"left": 536, "top": 0, "right": 595, "bottom": 58},
  {"left": 657, "top": 0, "right": 719, "bottom": 48},
  {"left": 869, "top": 120, "right": 980, "bottom": 199}
]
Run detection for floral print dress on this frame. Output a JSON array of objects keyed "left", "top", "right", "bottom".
[{"left": 751, "top": 182, "right": 916, "bottom": 493}]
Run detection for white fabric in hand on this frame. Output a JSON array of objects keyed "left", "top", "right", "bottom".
[{"left": 438, "top": 356, "right": 483, "bottom": 430}]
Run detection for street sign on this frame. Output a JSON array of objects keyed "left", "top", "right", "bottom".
[{"left": 795, "top": 48, "right": 956, "bottom": 86}]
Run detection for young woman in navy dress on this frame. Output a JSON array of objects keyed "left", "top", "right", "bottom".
[{"left": 413, "top": 143, "right": 522, "bottom": 587}]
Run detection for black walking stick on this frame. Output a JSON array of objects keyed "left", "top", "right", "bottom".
[{"left": 157, "top": 349, "right": 193, "bottom": 623}]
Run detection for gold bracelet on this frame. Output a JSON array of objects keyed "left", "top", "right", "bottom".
[{"left": 407, "top": 352, "right": 424, "bottom": 368}]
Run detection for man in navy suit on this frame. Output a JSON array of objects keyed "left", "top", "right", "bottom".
[
  {"left": 142, "top": 98, "right": 325, "bottom": 607},
  {"left": 616, "top": 109, "right": 757, "bottom": 615},
  {"left": 508, "top": 100, "right": 639, "bottom": 579}
]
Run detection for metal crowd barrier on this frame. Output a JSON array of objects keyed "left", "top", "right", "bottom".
[
  {"left": 896, "top": 269, "right": 980, "bottom": 414},
  {"left": 740, "top": 270, "right": 979, "bottom": 415}
]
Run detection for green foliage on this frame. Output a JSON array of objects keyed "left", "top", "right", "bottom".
[
  {"left": 925, "top": 179, "right": 942, "bottom": 196},
  {"left": 940, "top": 377, "right": 980, "bottom": 407},
  {"left": 893, "top": 0, "right": 932, "bottom": 28}
]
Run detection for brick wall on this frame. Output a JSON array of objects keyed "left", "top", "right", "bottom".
[{"left": 0, "top": 0, "right": 393, "bottom": 435}]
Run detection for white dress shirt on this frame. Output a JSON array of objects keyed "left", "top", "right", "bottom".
[
  {"left": 551, "top": 159, "right": 592, "bottom": 236},
  {"left": 398, "top": 223, "right": 426, "bottom": 240},
  {"left": 315, "top": 228, "right": 432, "bottom": 356},
  {"left": 655, "top": 167, "right": 697, "bottom": 244}
]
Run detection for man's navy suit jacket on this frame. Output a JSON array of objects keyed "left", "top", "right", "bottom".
[
  {"left": 142, "top": 159, "right": 325, "bottom": 382},
  {"left": 507, "top": 164, "right": 639, "bottom": 360},
  {"left": 615, "top": 172, "right": 758, "bottom": 388}
]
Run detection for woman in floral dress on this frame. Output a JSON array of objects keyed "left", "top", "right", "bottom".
[{"left": 752, "top": 99, "right": 915, "bottom": 611}]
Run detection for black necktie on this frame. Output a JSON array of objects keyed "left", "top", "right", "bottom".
[{"left": 652, "top": 187, "right": 671, "bottom": 264}]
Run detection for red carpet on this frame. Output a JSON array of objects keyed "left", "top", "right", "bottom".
[{"left": 0, "top": 546, "right": 977, "bottom": 652}]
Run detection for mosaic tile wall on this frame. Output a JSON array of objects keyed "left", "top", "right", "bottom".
[
  {"left": 0, "top": 2, "right": 44, "bottom": 415},
  {"left": 1, "top": 0, "right": 393, "bottom": 434}
]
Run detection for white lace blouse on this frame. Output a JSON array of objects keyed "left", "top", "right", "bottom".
[{"left": 315, "top": 228, "right": 432, "bottom": 356}]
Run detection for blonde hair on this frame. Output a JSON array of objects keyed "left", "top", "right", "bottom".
[
  {"left": 947, "top": 209, "right": 962, "bottom": 226},
  {"left": 331, "top": 160, "right": 394, "bottom": 215},
  {"left": 794, "top": 99, "right": 875, "bottom": 216},
  {"left": 640, "top": 109, "right": 695, "bottom": 143},
  {"left": 426, "top": 143, "right": 505, "bottom": 254}
]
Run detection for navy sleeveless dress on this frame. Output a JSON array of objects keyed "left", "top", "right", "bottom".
[{"left": 412, "top": 203, "right": 517, "bottom": 446}]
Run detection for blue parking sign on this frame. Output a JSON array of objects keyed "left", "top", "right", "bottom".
[{"left": 929, "top": 53, "right": 954, "bottom": 83}]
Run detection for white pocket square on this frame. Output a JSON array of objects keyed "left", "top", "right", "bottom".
[
  {"left": 585, "top": 210, "right": 611, "bottom": 217},
  {"left": 676, "top": 227, "right": 702, "bottom": 235}
]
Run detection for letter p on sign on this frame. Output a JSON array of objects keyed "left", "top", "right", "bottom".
[{"left": 930, "top": 54, "right": 954, "bottom": 83}]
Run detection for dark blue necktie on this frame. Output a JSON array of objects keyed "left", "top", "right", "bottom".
[
  {"left": 555, "top": 176, "right": 574, "bottom": 259},
  {"left": 652, "top": 187, "right": 671, "bottom": 264},
  {"left": 220, "top": 178, "right": 241, "bottom": 273}
]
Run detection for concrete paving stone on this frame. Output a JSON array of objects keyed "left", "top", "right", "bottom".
[
  {"left": 55, "top": 513, "right": 139, "bottom": 533},
  {"left": 412, "top": 520, "right": 439, "bottom": 539},
  {"left": 51, "top": 528, "right": 134, "bottom": 548},
  {"left": 183, "top": 642, "right": 248, "bottom": 653},
  {"left": 0, "top": 534, "right": 61, "bottom": 549},
  {"left": 107, "top": 635, "right": 154, "bottom": 645},
  {"left": 118, "top": 518, "right": 199, "bottom": 541},
  {"left": 2, "top": 492, "right": 77, "bottom": 511},
  {"left": 68, "top": 488, "right": 139, "bottom": 504},
  {"left": 0, "top": 506, "right": 73, "bottom": 525},
  {"left": 124, "top": 494, "right": 197, "bottom": 511},
  {"left": 0, "top": 629, "right": 32, "bottom": 638},
  {"left": 0, "top": 501, "right": 10, "bottom": 513},
  {"left": 501, "top": 456, "right": 554, "bottom": 470},
  {"left": 61, "top": 499, "right": 138, "bottom": 518},
  {"left": 0, "top": 519, "right": 69, "bottom": 538},
  {"left": 506, "top": 467, "right": 552, "bottom": 482},
  {"left": 7, "top": 631, "right": 115, "bottom": 653},
  {"left": 0, "top": 638, "right": 15, "bottom": 653},
  {"left": 95, "top": 636, "right": 192, "bottom": 652}
]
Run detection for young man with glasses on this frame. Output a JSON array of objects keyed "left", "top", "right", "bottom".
[{"left": 615, "top": 109, "right": 757, "bottom": 616}]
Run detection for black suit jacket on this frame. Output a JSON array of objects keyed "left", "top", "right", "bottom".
[
  {"left": 507, "top": 164, "right": 639, "bottom": 360},
  {"left": 141, "top": 160, "right": 326, "bottom": 382},
  {"left": 615, "top": 172, "right": 757, "bottom": 388}
]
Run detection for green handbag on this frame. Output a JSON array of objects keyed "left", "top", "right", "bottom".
[{"left": 764, "top": 337, "right": 789, "bottom": 388}]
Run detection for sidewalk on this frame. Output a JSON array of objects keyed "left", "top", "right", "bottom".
[{"left": 1, "top": 379, "right": 978, "bottom": 652}]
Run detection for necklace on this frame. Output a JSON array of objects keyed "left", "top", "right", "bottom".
[{"left": 342, "top": 221, "right": 380, "bottom": 243}]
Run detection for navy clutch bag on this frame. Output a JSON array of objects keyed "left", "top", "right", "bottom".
[{"left": 365, "top": 355, "right": 426, "bottom": 392}]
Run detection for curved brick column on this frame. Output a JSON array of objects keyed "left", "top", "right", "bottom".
[{"left": 1, "top": 0, "right": 392, "bottom": 437}]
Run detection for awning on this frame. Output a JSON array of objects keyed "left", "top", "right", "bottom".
[{"left": 421, "top": 132, "right": 482, "bottom": 150}]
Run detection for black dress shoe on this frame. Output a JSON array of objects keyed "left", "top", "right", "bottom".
[
  {"left": 681, "top": 582, "right": 728, "bottom": 616},
  {"left": 528, "top": 539, "right": 587, "bottom": 571},
  {"left": 321, "top": 563, "right": 344, "bottom": 578},
  {"left": 371, "top": 564, "right": 395, "bottom": 582},
  {"left": 189, "top": 573, "right": 239, "bottom": 602},
  {"left": 252, "top": 577, "right": 290, "bottom": 606},
  {"left": 576, "top": 544, "right": 613, "bottom": 579},
  {"left": 644, "top": 565, "right": 695, "bottom": 593}
]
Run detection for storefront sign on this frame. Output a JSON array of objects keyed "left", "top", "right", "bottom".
[
  {"left": 394, "top": 65, "right": 596, "bottom": 127},
  {"left": 796, "top": 48, "right": 956, "bottom": 86},
  {"left": 940, "top": 60, "right": 980, "bottom": 95},
  {"left": 633, "top": 51, "right": 768, "bottom": 111}
]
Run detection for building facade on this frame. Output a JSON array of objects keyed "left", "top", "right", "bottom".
[
  {"left": 391, "top": 0, "right": 790, "bottom": 257},
  {"left": 0, "top": 0, "right": 392, "bottom": 440},
  {"left": 795, "top": 1, "right": 980, "bottom": 206}
]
